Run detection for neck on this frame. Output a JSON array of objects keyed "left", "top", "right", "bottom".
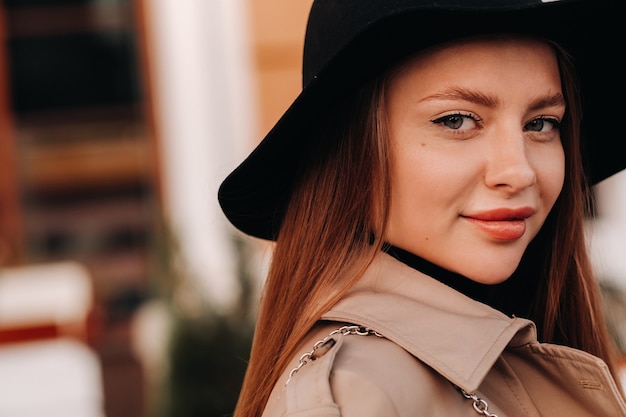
[
  {"left": 383, "top": 244, "right": 535, "bottom": 318},
  {"left": 384, "top": 244, "right": 494, "bottom": 302}
]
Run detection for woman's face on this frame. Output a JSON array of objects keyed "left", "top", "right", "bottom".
[{"left": 384, "top": 36, "right": 565, "bottom": 284}]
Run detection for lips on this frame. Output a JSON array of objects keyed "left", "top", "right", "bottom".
[{"left": 462, "top": 207, "right": 535, "bottom": 240}]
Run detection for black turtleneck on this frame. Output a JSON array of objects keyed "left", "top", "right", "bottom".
[{"left": 383, "top": 244, "right": 539, "bottom": 318}]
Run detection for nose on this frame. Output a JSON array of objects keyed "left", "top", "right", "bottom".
[{"left": 484, "top": 129, "right": 537, "bottom": 192}]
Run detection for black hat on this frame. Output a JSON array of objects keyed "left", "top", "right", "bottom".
[{"left": 219, "top": 0, "right": 624, "bottom": 240}]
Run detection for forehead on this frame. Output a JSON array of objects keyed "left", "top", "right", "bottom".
[{"left": 386, "top": 35, "right": 562, "bottom": 99}]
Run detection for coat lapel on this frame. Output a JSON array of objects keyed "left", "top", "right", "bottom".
[{"left": 321, "top": 252, "right": 536, "bottom": 393}]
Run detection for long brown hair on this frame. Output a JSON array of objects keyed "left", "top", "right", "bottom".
[
  {"left": 233, "top": 43, "right": 621, "bottom": 417},
  {"left": 531, "top": 44, "right": 618, "bottom": 365}
]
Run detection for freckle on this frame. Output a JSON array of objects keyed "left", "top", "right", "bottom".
[
  {"left": 421, "top": 143, "right": 426, "bottom": 147},
  {"left": 424, "top": 237, "right": 429, "bottom": 241}
]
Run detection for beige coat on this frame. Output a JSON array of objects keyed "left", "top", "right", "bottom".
[{"left": 262, "top": 252, "right": 626, "bottom": 417}]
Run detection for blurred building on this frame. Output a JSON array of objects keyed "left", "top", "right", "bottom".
[
  {"left": 0, "top": 1, "right": 161, "bottom": 415},
  {"left": 0, "top": 0, "right": 315, "bottom": 416}
]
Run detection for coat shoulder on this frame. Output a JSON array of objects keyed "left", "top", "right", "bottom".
[
  {"left": 330, "top": 331, "right": 459, "bottom": 416},
  {"left": 263, "top": 324, "right": 465, "bottom": 417}
]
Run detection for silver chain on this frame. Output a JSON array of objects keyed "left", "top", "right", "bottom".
[
  {"left": 460, "top": 389, "right": 500, "bottom": 417},
  {"left": 284, "top": 324, "right": 498, "bottom": 417},
  {"left": 285, "top": 325, "right": 383, "bottom": 385}
]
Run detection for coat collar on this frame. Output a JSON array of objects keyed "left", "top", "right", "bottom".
[{"left": 321, "top": 252, "right": 537, "bottom": 393}]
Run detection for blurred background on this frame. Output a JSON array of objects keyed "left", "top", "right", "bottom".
[{"left": 0, "top": 1, "right": 624, "bottom": 416}]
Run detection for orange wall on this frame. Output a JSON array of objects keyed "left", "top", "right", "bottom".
[{"left": 249, "top": 0, "right": 314, "bottom": 141}]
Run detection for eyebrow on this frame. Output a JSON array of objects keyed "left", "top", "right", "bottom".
[
  {"left": 527, "top": 92, "right": 566, "bottom": 111},
  {"left": 419, "top": 87, "right": 566, "bottom": 110},
  {"left": 420, "top": 87, "right": 499, "bottom": 107}
]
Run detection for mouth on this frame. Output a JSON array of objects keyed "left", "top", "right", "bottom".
[
  {"left": 461, "top": 207, "right": 535, "bottom": 241},
  {"left": 463, "top": 207, "right": 536, "bottom": 221}
]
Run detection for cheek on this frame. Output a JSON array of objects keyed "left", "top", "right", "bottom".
[
  {"left": 387, "top": 151, "right": 460, "bottom": 227},
  {"left": 390, "top": 142, "right": 473, "bottom": 206},
  {"left": 537, "top": 147, "right": 565, "bottom": 206},
  {"left": 391, "top": 152, "right": 438, "bottom": 206},
  {"left": 387, "top": 155, "right": 426, "bottom": 236}
]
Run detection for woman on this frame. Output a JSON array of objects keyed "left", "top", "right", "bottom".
[{"left": 218, "top": 0, "right": 626, "bottom": 416}]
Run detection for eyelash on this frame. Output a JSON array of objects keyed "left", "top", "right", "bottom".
[
  {"left": 431, "top": 112, "right": 482, "bottom": 129},
  {"left": 530, "top": 117, "right": 562, "bottom": 131},
  {"left": 431, "top": 113, "right": 562, "bottom": 132}
]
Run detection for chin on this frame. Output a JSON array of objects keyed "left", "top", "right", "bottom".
[
  {"left": 459, "top": 247, "right": 526, "bottom": 285},
  {"left": 470, "top": 274, "right": 512, "bottom": 286},
  {"left": 461, "top": 263, "right": 519, "bottom": 285}
]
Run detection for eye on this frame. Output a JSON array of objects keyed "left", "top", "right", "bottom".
[
  {"left": 524, "top": 117, "right": 561, "bottom": 133},
  {"left": 431, "top": 113, "right": 481, "bottom": 131}
]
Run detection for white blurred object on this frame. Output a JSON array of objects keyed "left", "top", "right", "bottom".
[
  {"left": 147, "top": 0, "right": 258, "bottom": 313},
  {"left": 589, "top": 170, "right": 626, "bottom": 290},
  {"left": 0, "top": 339, "right": 104, "bottom": 417},
  {"left": 0, "top": 261, "right": 105, "bottom": 417},
  {"left": 131, "top": 299, "right": 173, "bottom": 413},
  {"left": 0, "top": 262, "right": 92, "bottom": 329}
]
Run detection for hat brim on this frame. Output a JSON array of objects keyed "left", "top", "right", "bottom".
[{"left": 219, "top": 0, "right": 624, "bottom": 240}]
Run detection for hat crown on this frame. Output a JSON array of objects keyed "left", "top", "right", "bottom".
[{"left": 302, "top": 0, "right": 551, "bottom": 87}]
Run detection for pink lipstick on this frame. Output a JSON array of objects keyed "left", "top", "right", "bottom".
[{"left": 462, "top": 207, "right": 535, "bottom": 241}]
